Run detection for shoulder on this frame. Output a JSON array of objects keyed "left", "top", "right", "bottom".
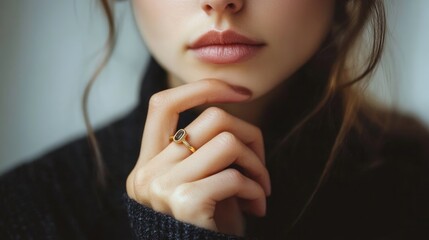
[
  {"left": 345, "top": 108, "right": 429, "bottom": 168},
  {"left": 320, "top": 110, "right": 429, "bottom": 235},
  {"left": 339, "top": 110, "right": 429, "bottom": 209},
  {"left": 0, "top": 106, "right": 143, "bottom": 189},
  {"left": 0, "top": 134, "right": 89, "bottom": 191},
  {"left": 0, "top": 127, "right": 97, "bottom": 207},
  {"left": 369, "top": 112, "right": 429, "bottom": 170},
  {"left": 329, "top": 108, "right": 429, "bottom": 199},
  {"left": 0, "top": 108, "right": 143, "bottom": 237},
  {"left": 0, "top": 105, "right": 145, "bottom": 203},
  {"left": 0, "top": 127, "right": 96, "bottom": 187},
  {"left": 379, "top": 113, "right": 429, "bottom": 159},
  {"left": 0, "top": 132, "right": 93, "bottom": 237}
]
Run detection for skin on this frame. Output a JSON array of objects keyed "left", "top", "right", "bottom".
[{"left": 127, "top": 0, "right": 335, "bottom": 236}]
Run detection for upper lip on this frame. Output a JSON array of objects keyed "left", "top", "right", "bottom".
[{"left": 188, "top": 30, "right": 265, "bottom": 49}]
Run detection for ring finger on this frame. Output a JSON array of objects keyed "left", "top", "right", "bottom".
[{"left": 163, "top": 107, "right": 265, "bottom": 163}]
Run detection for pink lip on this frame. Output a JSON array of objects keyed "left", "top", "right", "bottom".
[{"left": 188, "top": 30, "right": 265, "bottom": 64}]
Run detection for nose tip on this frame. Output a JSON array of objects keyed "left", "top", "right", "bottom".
[{"left": 200, "top": 0, "right": 244, "bottom": 15}]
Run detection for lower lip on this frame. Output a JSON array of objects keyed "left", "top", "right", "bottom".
[{"left": 190, "top": 44, "right": 264, "bottom": 64}]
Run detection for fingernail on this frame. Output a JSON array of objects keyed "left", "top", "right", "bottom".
[{"left": 230, "top": 85, "right": 252, "bottom": 97}]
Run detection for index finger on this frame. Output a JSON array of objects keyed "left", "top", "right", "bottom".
[{"left": 139, "top": 79, "right": 251, "bottom": 162}]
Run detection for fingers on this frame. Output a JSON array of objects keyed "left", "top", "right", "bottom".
[
  {"left": 160, "top": 106, "right": 265, "bottom": 166},
  {"left": 171, "top": 131, "right": 271, "bottom": 195},
  {"left": 128, "top": 78, "right": 269, "bottom": 234},
  {"left": 139, "top": 79, "right": 251, "bottom": 163},
  {"left": 171, "top": 168, "right": 266, "bottom": 219},
  {"left": 185, "top": 107, "right": 265, "bottom": 163},
  {"left": 203, "top": 168, "right": 266, "bottom": 216}
]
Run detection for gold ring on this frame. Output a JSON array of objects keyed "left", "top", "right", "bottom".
[{"left": 170, "top": 129, "right": 196, "bottom": 153}]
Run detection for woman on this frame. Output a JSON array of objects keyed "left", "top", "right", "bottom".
[{"left": 1, "top": 0, "right": 428, "bottom": 239}]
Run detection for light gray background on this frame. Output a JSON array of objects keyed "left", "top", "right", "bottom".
[{"left": 1, "top": 1, "right": 428, "bottom": 174}]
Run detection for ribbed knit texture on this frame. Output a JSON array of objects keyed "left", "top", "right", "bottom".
[
  {"left": 1, "top": 58, "right": 429, "bottom": 239},
  {"left": 124, "top": 195, "right": 244, "bottom": 240}
]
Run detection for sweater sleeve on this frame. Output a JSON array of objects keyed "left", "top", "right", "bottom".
[{"left": 123, "top": 194, "right": 246, "bottom": 240}]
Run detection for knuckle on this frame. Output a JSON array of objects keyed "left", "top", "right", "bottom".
[
  {"left": 148, "top": 177, "right": 170, "bottom": 201},
  {"left": 134, "top": 168, "right": 152, "bottom": 189},
  {"left": 224, "top": 168, "right": 245, "bottom": 185},
  {"left": 218, "top": 132, "right": 237, "bottom": 146},
  {"left": 149, "top": 92, "right": 168, "bottom": 109},
  {"left": 170, "top": 183, "right": 195, "bottom": 206},
  {"left": 126, "top": 171, "right": 136, "bottom": 198},
  {"left": 216, "top": 132, "right": 239, "bottom": 149},
  {"left": 202, "top": 107, "right": 228, "bottom": 124},
  {"left": 131, "top": 168, "right": 153, "bottom": 203},
  {"left": 170, "top": 183, "right": 201, "bottom": 218}
]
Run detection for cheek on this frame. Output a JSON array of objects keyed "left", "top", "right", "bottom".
[
  {"left": 263, "top": 1, "right": 333, "bottom": 54},
  {"left": 131, "top": 0, "right": 189, "bottom": 58},
  {"left": 254, "top": 0, "right": 334, "bottom": 80}
]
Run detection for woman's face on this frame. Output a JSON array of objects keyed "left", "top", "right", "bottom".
[{"left": 132, "top": 0, "right": 335, "bottom": 100}]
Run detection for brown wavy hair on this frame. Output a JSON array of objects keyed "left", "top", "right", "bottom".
[
  {"left": 275, "top": 0, "right": 387, "bottom": 232},
  {"left": 84, "top": 0, "right": 387, "bottom": 234},
  {"left": 82, "top": 0, "right": 116, "bottom": 188}
]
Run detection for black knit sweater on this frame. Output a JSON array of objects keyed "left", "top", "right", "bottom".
[{"left": 1, "top": 59, "right": 429, "bottom": 239}]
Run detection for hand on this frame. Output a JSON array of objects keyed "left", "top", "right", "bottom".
[{"left": 126, "top": 79, "right": 271, "bottom": 236}]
